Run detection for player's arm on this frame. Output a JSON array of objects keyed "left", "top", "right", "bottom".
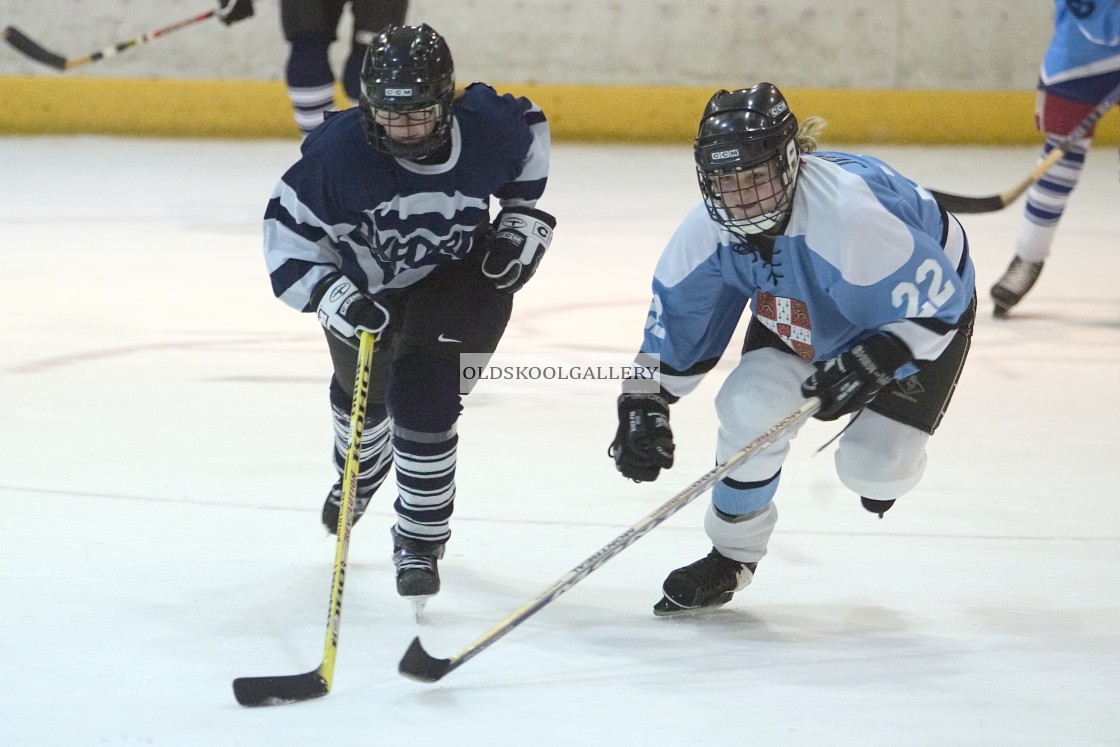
[
  {"left": 263, "top": 165, "right": 351, "bottom": 312},
  {"left": 481, "top": 96, "right": 555, "bottom": 293},
  {"left": 611, "top": 214, "right": 746, "bottom": 481}
]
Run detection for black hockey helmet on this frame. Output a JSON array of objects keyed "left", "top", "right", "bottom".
[
  {"left": 694, "top": 83, "right": 800, "bottom": 237},
  {"left": 359, "top": 23, "right": 455, "bottom": 159}
]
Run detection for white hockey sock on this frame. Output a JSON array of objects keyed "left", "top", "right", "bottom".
[{"left": 1015, "top": 135, "right": 1089, "bottom": 263}]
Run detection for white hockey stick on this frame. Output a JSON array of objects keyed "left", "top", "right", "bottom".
[{"left": 398, "top": 397, "right": 821, "bottom": 683}]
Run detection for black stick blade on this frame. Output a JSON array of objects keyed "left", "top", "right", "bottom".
[
  {"left": 232, "top": 670, "right": 329, "bottom": 707},
  {"left": 398, "top": 637, "right": 453, "bottom": 683},
  {"left": 2, "top": 27, "right": 68, "bottom": 71},
  {"left": 927, "top": 189, "right": 1006, "bottom": 214}
]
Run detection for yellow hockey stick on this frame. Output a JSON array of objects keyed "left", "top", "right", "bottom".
[{"left": 233, "top": 330, "right": 376, "bottom": 706}]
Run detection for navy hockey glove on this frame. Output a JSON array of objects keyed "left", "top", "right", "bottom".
[
  {"left": 480, "top": 207, "right": 556, "bottom": 293},
  {"left": 216, "top": 0, "right": 254, "bottom": 25},
  {"left": 313, "top": 274, "right": 389, "bottom": 348},
  {"left": 801, "top": 333, "right": 911, "bottom": 421},
  {"left": 610, "top": 393, "right": 675, "bottom": 482}
]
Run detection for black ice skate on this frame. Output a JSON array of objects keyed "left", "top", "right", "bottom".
[
  {"left": 391, "top": 526, "right": 445, "bottom": 618},
  {"left": 653, "top": 548, "right": 756, "bottom": 617},
  {"left": 861, "top": 496, "right": 895, "bottom": 518},
  {"left": 990, "top": 257, "right": 1044, "bottom": 317},
  {"left": 320, "top": 478, "right": 375, "bottom": 535}
]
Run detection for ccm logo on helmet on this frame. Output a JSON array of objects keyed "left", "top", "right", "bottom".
[
  {"left": 384, "top": 87, "right": 414, "bottom": 97},
  {"left": 769, "top": 101, "right": 788, "bottom": 117},
  {"left": 710, "top": 149, "right": 741, "bottom": 161}
]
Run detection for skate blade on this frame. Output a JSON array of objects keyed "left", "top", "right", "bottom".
[
  {"left": 406, "top": 594, "right": 435, "bottom": 622},
  {"left": 652, "top": 593, "right": 732, "bottom": 618}
]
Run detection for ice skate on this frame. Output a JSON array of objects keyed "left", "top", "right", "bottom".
[
  {"left": 990, "top": 257, "right": 1043, "bottom": 317},
  {"left": 320, "top": 479, "right": 374, "bottom": 535},
  {"left": 653, "top": 548, "right": 756, "bottom": 617},
  {"left": 391, "top": 526, "right": 445, "bottom": 619},
  {"left": 861, "top": 496, "right": 895, "bottom": 518}
]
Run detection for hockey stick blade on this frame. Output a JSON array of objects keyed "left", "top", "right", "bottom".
[
  {"left": 926, "top": 188, "right": 1009, "bottom": 214},
  {"left": 399, "top": 637, "right": 453, "bottom": 682},
  {"left": 232, "top": 670, "right": 329, "bottom": 707},
  {"left": 2, "top": 26, "right": 67, "bottom": 71},
  {"left": 926, "top": 78, "right": 1120, "bottom": 214},
  {"left": 397, "top": 399, "right": 820, "bottom": 683}
]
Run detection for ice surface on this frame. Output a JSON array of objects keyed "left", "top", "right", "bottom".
[{"left": 1, "top": 136, "right": 1118, "bottom": 746}]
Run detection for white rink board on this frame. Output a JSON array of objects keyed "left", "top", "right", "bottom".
[{"left": 0, "top": 0, "right": 1052, "bottom": 88}]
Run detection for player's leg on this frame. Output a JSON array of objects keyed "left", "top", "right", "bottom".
[
  {"left": 833, "top": 411, "right": 929, "bottom": 518},
  {"left": 319, "top": 325, "right": 395, "bottom": 533},
  {"left": 341, "top": 0, "right": 410, "bottom": 103},
  {"left": 386, "top": 256, "right": 513, "bottom": 600},
  {"left": 854, "top": 296, "right": 975, "bottom": 514},
  {"left": 655, "top": 335, "right": 814, "bottom": 616},
  {"left": 281, "top": 0, "right": 347, "bottom": 136},
  {"left": 992, "top": 87, "right": 1097, "bottom": 316}
]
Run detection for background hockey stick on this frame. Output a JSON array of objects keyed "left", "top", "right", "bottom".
[
  {"left": 398, "top": 397, "right": 821, "bottom": 683},
  {"left": 2, "top": 10, "right": 215, "bottom": 72},
  {"left": 927, "top": 79, "right": 1120, "bottom": 214},
  {"left": 232, "top": 330, "right": 375, "bottom": 707}
]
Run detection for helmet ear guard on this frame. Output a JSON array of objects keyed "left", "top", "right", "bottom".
[
  {"left": 694, "top": 83, "right": 800, "bottom": 237},
  {"left": 358, "top": 23, "right": 455, "bottom": 160}
]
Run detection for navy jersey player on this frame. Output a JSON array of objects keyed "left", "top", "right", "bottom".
[
  {"left": 217, "top": 0, "right": 410, "bottom": 136},
  {"left": 263, "top": 24, "right": 554, "bottom": 607},
  {"left": 609, "top": 84, "right": 975, "bottom": 616}
]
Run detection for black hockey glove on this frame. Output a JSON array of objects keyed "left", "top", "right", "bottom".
[
  {"left": 801, "top": 333, "right": 911, "bottom": 421},
  {"left": 313, "top": 274, "right": 389, "bottom": 348},
  {"left": 480, "top": 207, "right": 557, "bottom": 293},
  {"left": 609, "top": 393, "right": 675, "bottom": 482},
  {"left": 216, "top": 0, "right": 254, "bottom": 25}
]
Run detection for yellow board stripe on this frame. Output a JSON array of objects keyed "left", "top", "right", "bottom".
[{"left": 1, "top": 75, "right": 1117, "bottom": 145}]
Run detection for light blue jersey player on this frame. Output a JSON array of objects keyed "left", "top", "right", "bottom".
[
  {"left": 1041, "top": 0, "right": 1120, "bottom": 92},
  {"left": 991, "top": 0, "right": 1120, "bottom": 316},
  {"left": 609, "top": 83, "right": 976, "bottom": 616},
  {"left": 262, "top": 24, "right": 553, "bottom": 610}
]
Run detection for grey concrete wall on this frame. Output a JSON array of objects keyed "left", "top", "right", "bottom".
[{"left": 0, "top": 0, "right": 1054, "bottom": 89}]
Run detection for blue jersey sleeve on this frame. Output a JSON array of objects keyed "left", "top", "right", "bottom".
[{"left": 642, "top": 204, "right": 749, "bottom": 397}]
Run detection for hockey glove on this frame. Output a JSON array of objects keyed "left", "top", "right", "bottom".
[
  {"left": 313, "top": 274, "right": 389, "bottom": 347},
  {"left": 480, "top": 207, "right": 557, "bottom": 293},
  {"left": 801, "top": 333, "right": 911, "bottom": 421},
  {"left": 609, "top": 393, "right": 675, "bottom": 482},
  {"left": 216, "top": 0, "right": 254, "bottom": 25}
]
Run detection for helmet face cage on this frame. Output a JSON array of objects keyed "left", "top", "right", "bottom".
[
  {"left": 694, "top": 85, "right": 800, "bottom": 237},
  {"left": 359, "top": 24, "right": 455, "bottom": 159}
]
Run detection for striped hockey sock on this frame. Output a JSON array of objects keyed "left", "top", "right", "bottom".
[
  {"left": 330, "top": 399, "right": 393, "bottom": 504},
  {"left": 285, "top": 38, "right": 336, "bottom": 136},
  {"left": 391, "top": 424, "right": 457, "bottom": 546},
  {"left": 1015, "top": 135, "right": 1089, "bottom": 262}
]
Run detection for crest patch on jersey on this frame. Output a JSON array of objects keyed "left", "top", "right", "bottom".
[{"left": 755, "top": 292, "right": 813, "bottom": 360}]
